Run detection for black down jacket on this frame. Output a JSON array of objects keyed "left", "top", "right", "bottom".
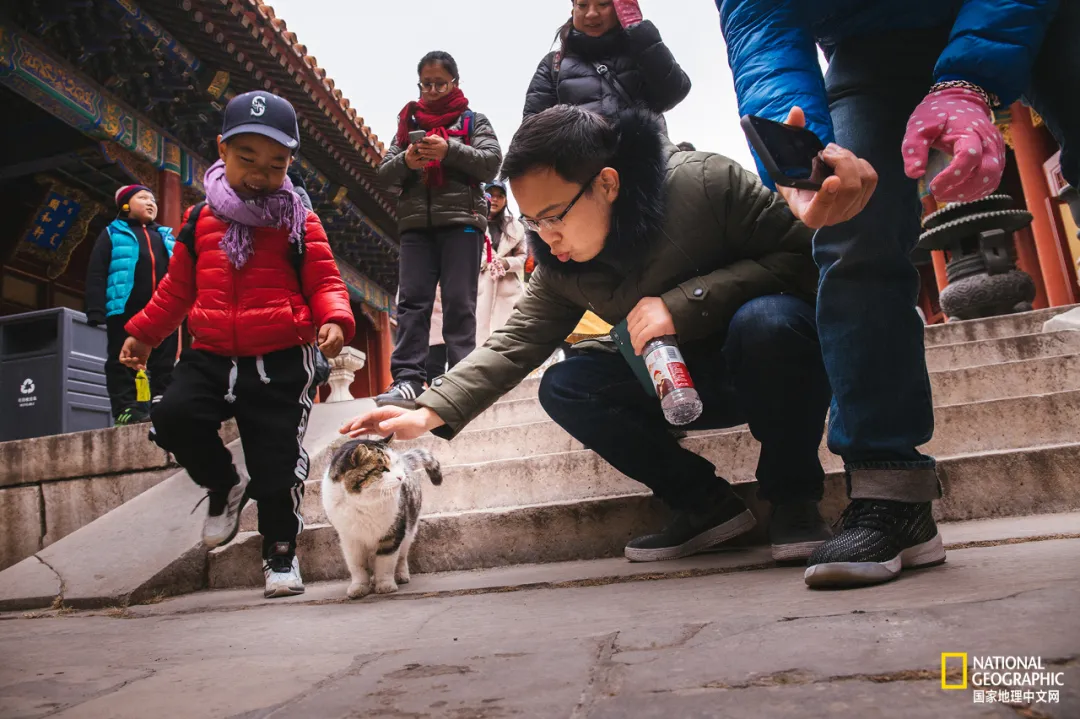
[{"left": 522, "top": 20, "right": 691, "bottom": 120}]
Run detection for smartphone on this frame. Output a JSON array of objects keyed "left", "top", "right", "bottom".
[
  {"left": 408, "top": 130, "right": 427, "bottom": 145},
  {"left": 740, "top": 114, "right": 832, "bottom": 191},
  {"left": 610, "top": 320, "right": 658, "bottom": 399}
]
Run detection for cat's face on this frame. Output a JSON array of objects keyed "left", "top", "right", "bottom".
[{"left": 328, "top": 438, "right": 399, "bottom": 495}]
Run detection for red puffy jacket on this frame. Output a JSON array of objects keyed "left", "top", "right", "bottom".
[{"left": 126, "top": 206, "right": 356, "bottom": 357}]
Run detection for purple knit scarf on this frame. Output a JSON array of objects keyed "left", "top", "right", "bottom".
[{"left": 203, "top": 160, "right": 307, "bottom": 269}]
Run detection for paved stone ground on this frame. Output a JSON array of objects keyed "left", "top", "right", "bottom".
[{"left": 0, "top": 538, "right": 1077, "bottom": 719}]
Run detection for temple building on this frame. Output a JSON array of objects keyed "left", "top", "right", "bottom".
[{"left": 0, "top": 0, "right": 396, "bottom": 396}]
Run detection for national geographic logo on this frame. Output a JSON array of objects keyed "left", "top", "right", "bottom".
[{"left": 942, "top": 654, "right": 1063, "bottom": 705}]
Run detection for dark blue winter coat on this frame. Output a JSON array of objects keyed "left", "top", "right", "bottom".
[{"left": 718, "top": 0, "right": 1058, "bottom": 186}]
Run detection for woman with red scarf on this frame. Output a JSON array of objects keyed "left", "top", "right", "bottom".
[{"left": 377, "top": 51, "right": 502, "bottom": 409}]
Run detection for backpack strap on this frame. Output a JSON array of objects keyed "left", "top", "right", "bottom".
[
  {"left": 179, "top": 200, "right": 306, "bottom": 279},
  {"left": 593, "top": 62, "right": 636, "bottom": 109},
  {"left": 291, "top": 220, "right": 306, "bottom": 278},
  {"left": 176, "top": 201, "right": 206, "bottom": 257},
  {"left": 550, "top": 52, "right": 562, "bottom": 103}
]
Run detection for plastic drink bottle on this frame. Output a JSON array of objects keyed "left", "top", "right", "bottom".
[
  {"left": 135, "top": 370, "right": 151, "bottom": 403},
  {"left": 643, "top": 336, "right": 702, "bottom": 425}
]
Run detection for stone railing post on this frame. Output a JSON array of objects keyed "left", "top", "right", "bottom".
[{"left": 327, "top": 347, "right": 366, "bottom": 402}]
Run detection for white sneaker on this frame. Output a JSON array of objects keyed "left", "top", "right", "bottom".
[
  {"left": 264, "top": 544, "right": 305, "bottom": 598},
  {"left": 201, "top": 470, "right": 250, "bottom": 548}
]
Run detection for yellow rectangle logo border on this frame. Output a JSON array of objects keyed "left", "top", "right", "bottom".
[{"left": 941, "top": 653, "right": 968, "bottom": 689}]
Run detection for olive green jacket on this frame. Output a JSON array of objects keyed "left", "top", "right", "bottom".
[
  {"left": 418, "top": 111, "right": 818, "bottom": 439},
  {"left": 379, "top": 111, "right": 502, "bottom": 233}
]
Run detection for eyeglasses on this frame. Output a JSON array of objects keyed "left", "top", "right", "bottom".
[
  {"left": 519, "top": 173, "right": 600, "bottom": 233},
  {"left": 417, "top": 81, "right": 453, "bottom": 94}
]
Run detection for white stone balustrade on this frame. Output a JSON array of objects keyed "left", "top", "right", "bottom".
[{"left": 326, "top": 347, "right": 366, "bottom": 402}]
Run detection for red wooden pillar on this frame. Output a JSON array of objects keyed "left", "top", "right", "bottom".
[
  {"left": 1045, "top": 197, "right": 1080, "bottom": 301},
  {"left": 157, "top": 169, "right": 183, "bottom": 232},
  {"left": 377, "top": 311, "right": 394, "bottom": 391},
  {"left": 1012, "top": 225, "right": 1049, "bottom": 310},
  {"left": 931, "top": 251, "right": 949, "bottom": 293},
  {"left": 1010, "top": 103, "right": 1076, "bottom": 306}
]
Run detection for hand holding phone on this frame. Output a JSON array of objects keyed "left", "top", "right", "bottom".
[
  {"left": 408, "top": 130, "right": 427, "bottom": 146},
  {"left": 741, "top": 113, "right": 832, "bottom": 191},
  {"left": 743, "top": 108, "right": 879, "bottom": 229}
]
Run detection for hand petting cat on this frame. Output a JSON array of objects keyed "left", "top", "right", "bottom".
[{"left": 341, "top": 406, "right": 444, "bottom": 441}]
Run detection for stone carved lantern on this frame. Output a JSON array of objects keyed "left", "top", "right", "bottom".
[
  {"left": 917, "top": 195, "right": 1036, "bottom": 322},
  {"left": 326, "top": 347, "right": 367, "bottom": 403}
]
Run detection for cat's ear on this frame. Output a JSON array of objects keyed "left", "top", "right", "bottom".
[{"left": 378, "top": 434, "right": 394, "bottom": 446}]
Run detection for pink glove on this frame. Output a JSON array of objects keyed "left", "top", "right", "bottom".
[
  {"left": 489, "top": 259, "right": 507, "bottom": 280},
  {"left": 902, "top": 87, "right": 1005, "bottom": 203},
  {"left": 613, "top": 0, "right": 643, "bottom": 28}
]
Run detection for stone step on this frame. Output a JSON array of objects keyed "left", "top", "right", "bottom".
[
  {"left": 930, "top": 352, "right": 1080, "bottom": 406},
  {"left": 418, "top": 389, "right": 1080, "bottom": 471},
  {"left": 211, "top": 441, "right": 1080, "bottom": 588},
  {"left": 244, "top": 389, "right": 1080, "bottom": 530},
  {"left": 133, "top": 511, "right": 1080, "bottom": 615},
  {"left": 467, "top": 397, "right": 551, "bottom": 432},
  {"left": 474, "top": 331, "right": 1080, "bottom": 418},
  {"left": 500, "top": 378, "right": 541, "bottom": 403},
  {"left": 924, "top": 330, "right": 1080, "bottom": 372},
  {"left": 468, "top": 350, "right": 1080, "bottom": 431},
  {"left": 923, "top": 304, "right": 1078, "bottom": 346}
]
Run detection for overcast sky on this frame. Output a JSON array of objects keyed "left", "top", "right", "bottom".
[{"left": 267, "top": 0, "right": 760, "bottom": 209}]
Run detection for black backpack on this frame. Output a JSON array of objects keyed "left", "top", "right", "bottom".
[{"left": 175, "top": 201, "right": 330, "bottom": 387}]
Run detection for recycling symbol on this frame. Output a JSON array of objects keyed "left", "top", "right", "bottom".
[{"left": 20, "top": 379, "right": 35, "bottom": 395}]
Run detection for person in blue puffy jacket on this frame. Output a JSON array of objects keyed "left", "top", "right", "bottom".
[
  {"left": 86, "top": 185, "right": 178, "bottom": 425},
  {"left": 716, "top": 0, "right": 1072, "bottom": 590}
]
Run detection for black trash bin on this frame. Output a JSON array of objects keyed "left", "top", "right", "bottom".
[{"left": 0, "top": 308, "right": 110, "bottom": 441}]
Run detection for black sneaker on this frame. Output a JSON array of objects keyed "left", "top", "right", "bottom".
[
  {"left": 804, "top": 500, "right": 946, "bottom": 588},
  {"left": 375, "top": 381, "right": 424, "bottom": 410},
  {"left": 769, "top": 501, "right": 832, "bottom": 562},
  {"left": 624, "top": 493, "right": 756, "bottom": 562},
  {"left": 114, "top": 405, "right": 150, "bottom": 426}
]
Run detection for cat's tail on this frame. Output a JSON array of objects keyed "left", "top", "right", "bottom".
[{"left": 405, "top": 449, "right": 443, "bottom": 486}]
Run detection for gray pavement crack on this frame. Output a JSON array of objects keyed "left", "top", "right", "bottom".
[
  {"left": 944, "top": 533, "right": 1080, "bottom": 551},
  {"left": 570, "top": 632, "right": 620, "bottom": 719},
  {"left": 39, "top": 669, "right": 156, "bottom": 717},
  {"left": 236, "top": 652, "right": 385, "bottom": 719},
  {"left": 652, "top": 654, "right": 1080, "bottom": 695},
  {"left": 414, "top": 603, "right": 456, "bottom": 637},
  {"left": 33, "top": 554, "right": 65, "bottom": 605},
  {"left": 773, "top": 586, "right": 1048, "bottom": 625}
]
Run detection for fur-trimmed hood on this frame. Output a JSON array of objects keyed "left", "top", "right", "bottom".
[{"left": 527, "top": 109, "right": 673, "bottom": 275}]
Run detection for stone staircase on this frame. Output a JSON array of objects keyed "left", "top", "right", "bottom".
[{"left": 210, "top": 306, "right": 1080, "bottom": 589}]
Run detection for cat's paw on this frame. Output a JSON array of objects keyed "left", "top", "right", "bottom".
[
  {"left": 395, "top": 570, "right": 411, "bottom": 585},
  {"left": 374, "top": 580, "right": 399, "bottom": 595},
  {"left": 346, "top": 581, "right": 371, "bottom": 600}
]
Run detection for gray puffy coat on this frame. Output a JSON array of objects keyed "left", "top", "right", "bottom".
[{"left": 379, "top": 111, "right": 502, "bottom": 234}]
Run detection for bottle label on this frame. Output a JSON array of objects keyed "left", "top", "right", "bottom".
[{"left": 644, "top": 344, "right": 694, "bottom": 400}]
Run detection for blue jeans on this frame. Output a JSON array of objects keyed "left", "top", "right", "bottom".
[
  {"left": 815, "top": 28, "right": 947, "bottom": 502},
  {"left": 538, "top": 295, "right": 831, "bottom": 512},
  {"left": 818, "top": 17, "right": 1080, "bottom": 502}
]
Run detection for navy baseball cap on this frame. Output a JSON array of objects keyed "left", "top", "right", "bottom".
[
  {"left": 485, "top": 180, "right": 508, "bottom": 194},
  {"left": 221, "top": 91, "right": 300, "bottom": 151}
]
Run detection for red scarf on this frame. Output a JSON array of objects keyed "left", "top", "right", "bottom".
[{"left": 395, "top": 88, "right": 471, "bottom": 187}]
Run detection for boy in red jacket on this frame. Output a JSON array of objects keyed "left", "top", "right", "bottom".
[{"left": 120, "top": 92, "right": 355, "bottom": 598}]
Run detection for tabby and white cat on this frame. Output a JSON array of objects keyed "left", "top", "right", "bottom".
[{"left": 322, "top": 437, "right": 442, "bottom": 599}]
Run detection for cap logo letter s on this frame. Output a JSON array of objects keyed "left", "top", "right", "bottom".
[{"left": 251, "top": 96, "right": 266, "bottom": 117}]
